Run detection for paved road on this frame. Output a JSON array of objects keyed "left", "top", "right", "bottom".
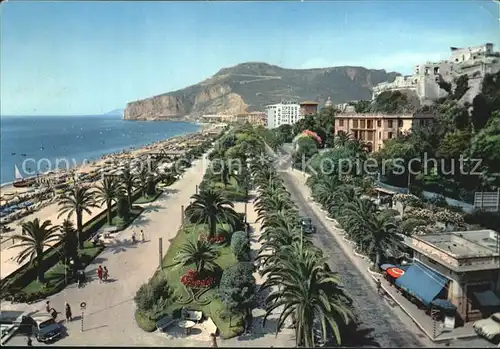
[{"left": 281, "top": 170, "right": 424, "bottom": 348}]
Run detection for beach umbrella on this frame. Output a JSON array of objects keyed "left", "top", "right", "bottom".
[
  {"left": 380, "top": 264, "right": 396, "bottom": 271},
  {"left": 386, "top": 267, "right": 405, "bottom": 279}
]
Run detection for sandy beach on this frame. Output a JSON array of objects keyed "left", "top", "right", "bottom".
[{"left": 0, "top": 126, "right": 221, "bottom": 280}]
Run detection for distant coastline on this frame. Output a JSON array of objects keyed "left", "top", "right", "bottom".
[{"left": 0, "top": 115, "right": 200, "bottom": 184}]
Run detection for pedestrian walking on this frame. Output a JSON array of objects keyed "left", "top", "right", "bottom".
[
  {"left": 376, "top": 278, "right": 382, "bottom": 295},
  {"left": 140, "top": 230, "right": 145, "bottom": 242},
  {"left": 26, "top": 336, "right": 32, "bottom": 346},
  {"left": 97, "top": 265, "right": 103, "bottom": 283},
  {"left": 50, "top": 308, "right": 58, "bottom": 320},
  {"left": 45, "top": 301, "right": 51, "bottom": 313},
  {"left": 209, "top": 333, "right": 218, "bottom": 348},
  {"left": 103, "top": 266, "right": 109, "bottom": 281},
  {"left": 131, "top": 232, "right": 136, "bottom": 243},
  {"left": 65, "top": 302, "right": 72, "bottom": 321}
]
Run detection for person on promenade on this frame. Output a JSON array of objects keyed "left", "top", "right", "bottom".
[
  {"left": 209, "top": 333, "right": 218, "bottom": 348},
  {"left": 45, "top": 301, "right": 51, "bottom": 313},
  {"left": 103, "top": 266, "right": 109, "bottom": 281},
  {"left": 140, "top": 230, "right": 145, "bottom": 242},
  {"left": 132, "top": 232, "right": 136, "bottom": 244},
  {"left": 65, "top": 302, "right": 72, "bottom": 322},
  {"left": 97, "top": 265, "right": 103, "bottom": 283},
  {"left": 376, "top": 278, "right": 382, "bottom": 295}
]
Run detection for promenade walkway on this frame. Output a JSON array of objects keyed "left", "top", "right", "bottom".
[{"left": 3, "top": 154, "right": 210, "bottom": 346}]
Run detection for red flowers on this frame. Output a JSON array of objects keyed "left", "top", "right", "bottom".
[
  {"left": 302, "top": 130, "right": 322, "bottom": 145},
  {"left": 180, "top": 269, "right": 216, "bottom": 288},
  {"left": 200, "top": 235, "right": 225, "bottom": 244}
]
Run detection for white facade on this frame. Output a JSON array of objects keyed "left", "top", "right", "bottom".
[
  {"left": 265, "top": 102, "right": 301, "bottom": 129},
  {"left": 372, "top": 43, "right": 500, "bottom": 104}
]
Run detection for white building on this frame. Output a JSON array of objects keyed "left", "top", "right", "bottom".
[
  {"left": 372, "top": 43, "right": 500, "bottom": 105},
  {"left": 265, "top": 101, "right": 302, "bottom": 129}
]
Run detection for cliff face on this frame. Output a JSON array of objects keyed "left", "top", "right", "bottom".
[{"left": 124, "top": 62, "right": 400, "bottom": 120}]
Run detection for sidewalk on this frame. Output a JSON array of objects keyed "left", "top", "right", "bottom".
[{"left": 285, "top": 169, "right": 479, "bottom": 343}]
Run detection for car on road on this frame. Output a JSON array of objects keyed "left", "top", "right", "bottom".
[
  {"left": 298, "top": 217, "right": 316, "bottom": 234},
  {"left": 31, "top": 313, "right": 62, "bottom": 343},
  {"left": 473, "top": 312, "right": 500, "bottom": 344}
]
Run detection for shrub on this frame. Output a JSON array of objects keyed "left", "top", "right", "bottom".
[
  {"left": 230, "top": 231, "right": 250, "bottom": 261},
  {"left": 135, "top": 309, "right": 157, "bottom": 332},
  {"left": 218, "top": 262, "right": 256, "bottom": 313},
  {"left": 134, "top": 275, "right": 174, "bottom": 320}
]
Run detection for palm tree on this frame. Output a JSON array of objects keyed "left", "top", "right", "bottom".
[
  {"left": 120, "top": 169, "right": 138, "bottom": 209},
  {"left": 136, "top": 166, "right": 152, "bottom": 197},
  {"left": 184, "top": 189, "right": 239, "bottom": 237},
  {"left": 262, "top": 250, "right": 354, "bottom": 347},
  {"left": 361, "top": 211, "right": 404, "bottom": 271},
  {"left": 96, "top": 176, "right": 124, "bottom": 225},
  {"left": 60, "top": 219, "right": 78, "bottom": 266},
  {"left": 9, "top": 219, "right": 61, "bottom": 283},
  {"left": 174, "top": 238, "right": 220, "bottom": 275},
  {"left": 58, "top": 186, "right": 98, "bottom": 249},
  {"left": 334, "top": 131, "right": 352, "bottom": 148}
]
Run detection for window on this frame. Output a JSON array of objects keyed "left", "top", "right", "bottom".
[
  {"left": 388, "top": 120, "right": 393, "bottom": 128},
  {"left": 378, "top": 132, "right": 381, "bottom": 139},
  {"left": 360, "top": 120, "right": 366, "bottom": 128},
  {"left": 360, "top": 131, "right": 365, "bottom": 139},
  {"left": 388, "top": 132, "right": 393, "bottom": 139},
  {"left": 377, "top": 120, "right": 381, "bottom": 127},
  {"left": 339, "top": 119, "right": 344, "bottom": 127},
  {"left": 367, "top": 132, "right": 373, "bottom": 141},
  {"left": 434, "top": 67, "right": 440, "bottom": 75},
  {"left": 353, "top": 131, "right": 359, "bottom": 139},
  {"left": 353, "top": 120, "right": 358, "bottom": 128},
  {"left": 398, "top": 119, "right": 403, "bottom": 127},
  {"left": 367, "top": 120, "right": 373, "bottom": 129}
]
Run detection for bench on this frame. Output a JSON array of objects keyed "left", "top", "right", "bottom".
[
  {"left": 156, "top": 315, "right": 175, "bottom": 332},
  {"left": 182, "top": 309, "right": 203, "bottom": 323}
]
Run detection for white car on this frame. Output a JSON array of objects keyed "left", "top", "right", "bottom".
[{"left": 473, "top": 312, "right": 500, "bottom": 343}]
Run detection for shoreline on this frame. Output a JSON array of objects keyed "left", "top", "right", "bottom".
[{"left": 0, "top": 127, "right": 205, "bottom": 194}]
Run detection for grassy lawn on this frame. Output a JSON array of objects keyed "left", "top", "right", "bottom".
[
  {"left": 103, "top": 207, "right": 144, "bottom": 230},
  {"left": 22, "top": 241, "right": 104, "bottom": 297},
  {"left": 156, "top": 223, "right": 244, "bottom": 339},
  {"left": 134, "top": 191, "right": 163, "bottom": 204}
]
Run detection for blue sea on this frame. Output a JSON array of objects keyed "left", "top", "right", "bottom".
[{"left": 0, "top": 115, "right": 200, "bottom": 185}]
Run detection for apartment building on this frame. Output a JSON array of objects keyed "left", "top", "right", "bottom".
[
  {"left": 265, "top": 101, "right": 302, "bottom": 129},
  {"left": 372, "top": 43, "right": 500, "bottom": 105},
  {"left": 299, "top": 101, "right": 319, "bottom": 116},
  {"left": 334, "top": 113, "right": 433, "bottom": 152}
]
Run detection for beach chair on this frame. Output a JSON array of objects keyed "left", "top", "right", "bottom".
[{"left": 156, "top": 315, "right": 175, "bottom": 332}]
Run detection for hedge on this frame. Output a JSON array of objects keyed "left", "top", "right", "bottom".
[{"left": 134, "top": 309, "right": 157, "bottom": 332}]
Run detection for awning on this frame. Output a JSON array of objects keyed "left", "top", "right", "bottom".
[
  {"left": 395, "top": 261, "right": 448, "bottom": 307},
  {"left": 474, "top": 290, "right": 500, "bottom": 307}
]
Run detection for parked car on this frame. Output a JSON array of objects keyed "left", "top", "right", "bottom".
[
  {"left": 298, "top": 217, "right": 316, "bottom": 234},
  {"left": 473, "top": 312, "right": 500, "bottom": 344},
  {"left": 31, "top": 313, "right": 62, "bottom": 343}
]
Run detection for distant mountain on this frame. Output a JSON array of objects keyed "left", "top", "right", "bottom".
[
  {"left": 124, "top": 62, "right": 400, "bottom": 120},
  {"left": 105, "top": 108, "right": 124, "bottom": 116}
]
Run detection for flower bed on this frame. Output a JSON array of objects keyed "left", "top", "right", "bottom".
[
  {"left": 180, "top": 269, "right": 216, "bottom": 289},
  {"left": 200, "top": 235, "right": 225, "bottom": 244}
]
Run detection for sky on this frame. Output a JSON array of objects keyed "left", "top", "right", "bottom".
[{"left": 1, "top": 1, "right": 499, "bottom": 116}]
